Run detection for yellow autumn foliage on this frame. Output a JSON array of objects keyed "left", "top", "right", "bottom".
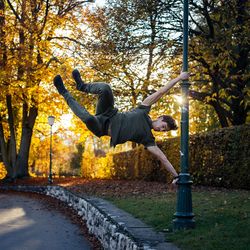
[
  {"left": 0, "top": 162, "right": 7, "bottom": 180},
  {"left": 82, "top": 150, "right": 114, "bottom": 179}
]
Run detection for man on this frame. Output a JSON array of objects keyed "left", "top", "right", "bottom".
[{"left": 54, "top": 69, "right": 189, "bottom": 184}]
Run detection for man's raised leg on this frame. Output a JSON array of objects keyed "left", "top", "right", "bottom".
[
  {"left": 72, "top": 69, "right": 115, "bottom": 115},
  {"left": 53, "top": 75, "right": 102, "bottom": 136}
]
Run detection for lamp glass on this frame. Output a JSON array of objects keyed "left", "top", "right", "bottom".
[{"left": 48, "top": 116, "right": 55, "bottom": 126}]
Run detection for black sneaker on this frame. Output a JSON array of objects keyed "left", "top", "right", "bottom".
[
  {"left": 72, "top": 69, "right": 86, "bottom": 91},
  {"left": 53, "top": 75, "right": 67, "bottom": 95}
]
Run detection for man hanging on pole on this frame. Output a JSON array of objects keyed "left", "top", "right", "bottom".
[{"left": 54, "top": 69, "right": 189, "bottom": 184}]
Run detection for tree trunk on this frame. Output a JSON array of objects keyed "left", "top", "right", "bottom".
[
  {"left": 210, "top": 101, "right": 229, "bottom": 127},
  {"left": 16, "top": 103, "right": 38, "bottom": 177},
  {"left": 189, "top": 90, "right": 230, "bottom": 127},
  {"left": 0, "top": 115, "right": 11, "bottom": 176},
  {"left": 6, "top": 95, "right": 17, "bottom": 178},
  {"left": 231, "top": 94, "right": 247, "bottom": 126}
]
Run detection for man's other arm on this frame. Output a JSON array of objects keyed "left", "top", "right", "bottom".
[{"left": 146, "top": 145, "right": 178, "bottom": 179}]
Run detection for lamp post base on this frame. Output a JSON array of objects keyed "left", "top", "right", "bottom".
[
  {"left": 173, "top": 173, "right": 195, "bottom": 230},
  {"left": 173, "top": 218, "right": 195, "bottom": 231}
]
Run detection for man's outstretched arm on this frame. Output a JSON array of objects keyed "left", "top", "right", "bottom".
[
  {"left": 146, "top": 145, "right": 178, "bottom": 183},
  {"left": 141, "top": 72, "right": 189, "bottom": 106}
]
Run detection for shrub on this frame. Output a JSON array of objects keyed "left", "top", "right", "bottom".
[{"left": 110, "top": 125, "right": 250, "bottom": 189}]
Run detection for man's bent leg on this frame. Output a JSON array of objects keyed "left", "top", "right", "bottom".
[{"left": 72, "top": 69, "right": 115, "bottom": 115}]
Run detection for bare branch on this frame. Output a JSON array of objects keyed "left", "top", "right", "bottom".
[
  {"left": 39, "top": 0, "right": 50, "bottom": 35},
  {"left": 189, "top": 90, "right": 210, "bottom": 102},
  {"left": 47, "top": 36, "right": 86, "bottom": 48},
  {"left": 6, "top": 0, "right": 21, "bottom": 22}
]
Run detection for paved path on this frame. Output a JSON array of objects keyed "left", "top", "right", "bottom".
[{"left": 0, "top": 193, "right": 92, "bottom": 250}]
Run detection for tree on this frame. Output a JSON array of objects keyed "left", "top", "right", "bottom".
[
  {"left": 0, "top": 0, "right": 93, "bottom": 179},
  {"left": 188, "top": 0, "right": 249, "bottom": 127},
  {"left": 73, "top": 0, "right": 182, "bottom": 110}
]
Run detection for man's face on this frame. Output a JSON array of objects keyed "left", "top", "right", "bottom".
[{"left": 153, "top": 118, "right": 170, "bottom": 132}]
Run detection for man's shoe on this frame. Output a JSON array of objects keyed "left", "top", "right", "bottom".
[
  {"left": 53, "top": 75, "right": 67, "bottom": 95},
  {"left": 72, "top": 69, "right": 86, "bottom": 91}
]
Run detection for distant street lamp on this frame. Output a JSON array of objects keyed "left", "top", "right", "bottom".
[{"left": 48, "top": 116, "right": 55, "bottom": 184}]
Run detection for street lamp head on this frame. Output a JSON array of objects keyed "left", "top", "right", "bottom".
[{"left": 48, "top": 116, "right": 55, "bottom": 126}]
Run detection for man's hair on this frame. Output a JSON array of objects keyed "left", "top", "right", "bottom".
[{"left": 158, "top": 115, "right": 178, "bottom": 130}]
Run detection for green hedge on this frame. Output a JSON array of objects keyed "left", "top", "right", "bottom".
[{"left": 111, "top": 125, "right": 250, "bottom": 189}]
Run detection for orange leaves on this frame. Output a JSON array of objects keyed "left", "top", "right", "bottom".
[{"left": 0, "top": 162, "right": 7, "bottom": 180}]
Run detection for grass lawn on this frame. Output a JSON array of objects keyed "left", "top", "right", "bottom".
[{"left": 107, "top": 189, "right": 250, "bottom": 250}]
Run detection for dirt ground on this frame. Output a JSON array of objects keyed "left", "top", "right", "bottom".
[{"left": 1, "top": 177, "right": 175, "bottom": 197}]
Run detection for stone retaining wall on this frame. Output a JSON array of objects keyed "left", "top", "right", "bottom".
[{"left": 0, "top": 185, "right": 151, "bottom": 250}]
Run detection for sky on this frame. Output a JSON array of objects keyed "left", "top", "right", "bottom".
[{"left": 95, "top": 0, "right": 106, "bottom": 7}]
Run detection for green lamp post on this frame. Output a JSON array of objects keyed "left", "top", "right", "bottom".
[
  {"left": 48, "top": 115, "right": 55, "bottom": 184},
  {"left": 173, "top": 0, "right": 195, "bottom": 230}
]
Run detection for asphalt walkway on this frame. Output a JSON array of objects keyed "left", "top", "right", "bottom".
[{"left": 0, "top": 193, "right": 92, "bottom": 250}]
